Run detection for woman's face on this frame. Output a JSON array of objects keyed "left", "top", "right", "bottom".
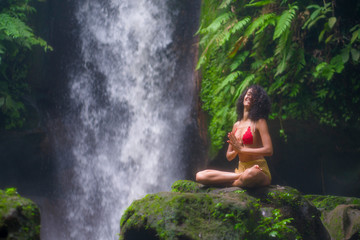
[{"left": 244, "top": 88, "right": 253, "bottom": 107}]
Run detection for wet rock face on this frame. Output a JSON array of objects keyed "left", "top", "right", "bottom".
[
  {"left": 0, "top": 189, "right": 40, "bottom": 240},
  {"left": 120, "top": 180, "right": 332, "bottom": 240}
]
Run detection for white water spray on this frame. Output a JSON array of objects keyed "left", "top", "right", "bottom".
[{"left": 60, "top": 0, "right": 192, "bottom": 239}]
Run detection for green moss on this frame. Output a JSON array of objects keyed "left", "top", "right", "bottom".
[
  {"left": 171, "top": 180, "right": 202, "bottom": 193},
  {"left": 267, "top": 190, "right": 302, "bottom": 208},
  {"left": 304, "top": 194, "right": 360, "bottom": 211},
  {"left": 120, "top": 182, "right": 333, "bottom": 240},
  {"left": 0, "top": 188, "right": 40, "bottom": 239}
]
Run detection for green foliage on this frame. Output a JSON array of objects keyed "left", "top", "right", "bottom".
[
  {"left": 197, "top": 0, "right": 360, "bottom": 156},
  {"left": 0, "top": 0, "right": 52, "bottom": 129},
  {"left": 254, "top": 209, "right": 300, "bottom": 239}
]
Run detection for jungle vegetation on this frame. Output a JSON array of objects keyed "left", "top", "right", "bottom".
[
  {"left": 0, "top": 0, "right": 51, "bottom": 130},
  {"left": 197, "top": 0, "right": 360, "bottom": 156}
]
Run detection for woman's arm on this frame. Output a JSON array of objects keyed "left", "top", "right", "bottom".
[
  {"left": 226, "top": 122, "right": 240, "bottom": 161},
  {"left": 228, "top": 119, "right": 273, "bottom": 156}
]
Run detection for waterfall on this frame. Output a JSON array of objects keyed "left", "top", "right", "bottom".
[{"left": 46, "top": 0, "right": 198, "bottom": 239}]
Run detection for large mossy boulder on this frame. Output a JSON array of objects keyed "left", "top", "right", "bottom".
[
  {"left": 120, "top": 180, "right": 330, "bottom": 240},
  {"left": 0, "top": 188, "right": 40, "bottom": 240},
  {"left": 304, "top": 195, "right": 360, "bottom": 240}
]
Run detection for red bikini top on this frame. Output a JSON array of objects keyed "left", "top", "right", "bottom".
[{"left": 236, "top": 126, "right": 253, "bottom": 145}]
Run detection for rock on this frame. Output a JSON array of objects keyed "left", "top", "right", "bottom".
[
  {"left": 304, "top": 195, "right": 360, "bottom": 240},
  {"left": 0, "top": 188, "right": 40, "bottom": 240},
  {"left": 120, "top": 180, "right": 330, "bottom": 240}
]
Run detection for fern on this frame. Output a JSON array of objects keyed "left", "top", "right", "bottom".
[
  {"left": 245, "top": 0, "right": 276, "bottom": 8},
  {"left": 274, "top": 28, "right": 290, "bottom": 56},
  {"left": 244, "top": 13, "right": 276, "bottom": 37},
  {"left": 200, "top": 12, "right": 235, "bottom": 34},
  {"left": 215, "top": 71, "right": 243, "bottom": 94},
  {"left": 219, "top": 0, "right": 234, "bottom": 9},
  {"left": 230, "top": 51, "right": 250, "bottom": 71},
  {"left": 273, "top": 4, "right": 298, "bottom": 40},
  {"left": 275, "top": 43, "right": 295, "bottom": 76},
  {"left": 230, "top": 17, "right": 251, "bottom": 34}
]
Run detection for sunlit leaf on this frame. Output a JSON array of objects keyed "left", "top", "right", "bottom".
[
  {"left": 351, "top": 48, "right": 360, "bottom": 62},
  {"left": 328, "top": 17, "right": 336, "bottom": 29}
]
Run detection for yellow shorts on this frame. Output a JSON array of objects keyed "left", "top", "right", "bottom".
[{"left": 235, "top": 158, "right": 271, "bottom": 181}]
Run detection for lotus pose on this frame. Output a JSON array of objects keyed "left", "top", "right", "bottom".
[{"left": 196, "top": 85, "right": 273, "bottom": 188}]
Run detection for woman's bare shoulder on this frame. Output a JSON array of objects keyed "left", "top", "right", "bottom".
[
  {"left": 234, "top": 121, "right": 242, "bottom": 127},
  {"left": 255, "top": 119, "right": 269, "bottom": 130},
  {"left": 231, "top": 121, "right": 241, "bottom": 131},
  {"left": 256, "top": 119, "right": 267, "bottom": 124}
]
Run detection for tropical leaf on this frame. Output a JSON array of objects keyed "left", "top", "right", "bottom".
[
  {"left": 230, "top": 51, "right": 250, "bottom": 71},
  {"left": 219, "top": 0, "right": 233, "bottom": 9},
  {"left": 328, "top": 17, "right": 336, "bottom": 29},
  {"left": 200, "top": 12, "right": 235, "bottom": 34},
  {"left": 273, "top": 4, "right": 298, "bottom": 40},
  {"left": 350, "top": 26, "right": 360, "bottom": 44},
  {"left": 215, "top": 71, "right": 243, "bottom": 94},
  {"left": 230, "top": 17, "right": 251, "bottom": 34},
  {"left": 228, "top": 36, "right": 248, "bottom": 58},
  {"left": 245, "top": 0, "right": 275, "bottom": 8},
  {"left": 351, "top": 48, "right": 360, "bottom": 62},
  {"left": 274, "top": 28, "right": 290, "bottom": 56},
  {"left": 244, "top": 13, "right": 276, "bottom": 37},
  {"left": 0, "top": 13, "right": 33, "bottom": 39}
]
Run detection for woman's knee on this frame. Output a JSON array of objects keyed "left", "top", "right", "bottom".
[
  {"left": 243, "top": 167, "right": 260, "bottom": 179},
  {"left": 196, "top": 170, "right": 207, "bottom": 181},
  {"left": 242, "top": 167, "right": 269, "bottom": 187}
]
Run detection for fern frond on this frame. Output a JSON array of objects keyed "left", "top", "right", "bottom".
[
  {"left": 228, "top": 36, "right": 248, "bottom": 58},
  {"left": 196, "top": 38, "right": 215, "bottom": 69},
  {"left": 245, "top": 0, "right": 276, "bottom": 8},
  {"left": 216, "top": 19, "right": 238, "bottom": 46},
  {"left": 219, "top": 0, "right": 234, "bottom": 9},
  {"left": 200, "top": 12, "right": 235, "bottom": 34},
  {"left": 275, "top": 43, "right": 295, "bottom": 76},
  {"left": 0, "top": 13, "right": 33, "bottom": 39},
  {"left": 293, "top": 48, "right": 305, "bottom": 76},
  {"left": 274, "top": 28, "right": 290, "bottom": 56},
  {"left": 230, "top": 51, "right": 250, "bottom": 71},
  {"left": 268, "top": 75, "right": 286, "bottom": 94},
  {"left": 244, "top": 13, "right": 276, "bottom": 37},
  {"left": 230, "top": 17, "right": 251, "bottom": 34},
  {"left": 273, "top": 4, "right": 298, "bottom": 40},
  {"left": 215, "top": 71, "right": 243, "bottom": 94},
  {"left": 197, "top": 18, "right": 238, "bottom": 69}
]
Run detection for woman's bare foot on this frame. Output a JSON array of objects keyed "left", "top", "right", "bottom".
[{"left": 253, "top": 164, "right": 262, "bottom": 171}]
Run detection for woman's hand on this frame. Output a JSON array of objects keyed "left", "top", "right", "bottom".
[{"left": 227, "top": 131, "right": 243, "bottom": 153}]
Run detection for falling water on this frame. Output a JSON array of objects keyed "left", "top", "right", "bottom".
[{"left": 47, "top": 0, "right": 198, "bottom": 239}]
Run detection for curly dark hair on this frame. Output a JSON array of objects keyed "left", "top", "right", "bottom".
[{"left": 236, "top": 85, "right": 271, "bottom": 121}]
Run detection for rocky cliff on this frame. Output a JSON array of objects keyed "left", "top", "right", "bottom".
[{"left": 120, "top": 180, "right": 360, "bottom": 240}]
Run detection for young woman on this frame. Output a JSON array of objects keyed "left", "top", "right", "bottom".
[{"left": 196, "top": 85, "right": 273, "bottom": 188}]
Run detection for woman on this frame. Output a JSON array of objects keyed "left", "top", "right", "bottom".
[{"left": 196, "top": 85, "right": 273, "bottom": 188}]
